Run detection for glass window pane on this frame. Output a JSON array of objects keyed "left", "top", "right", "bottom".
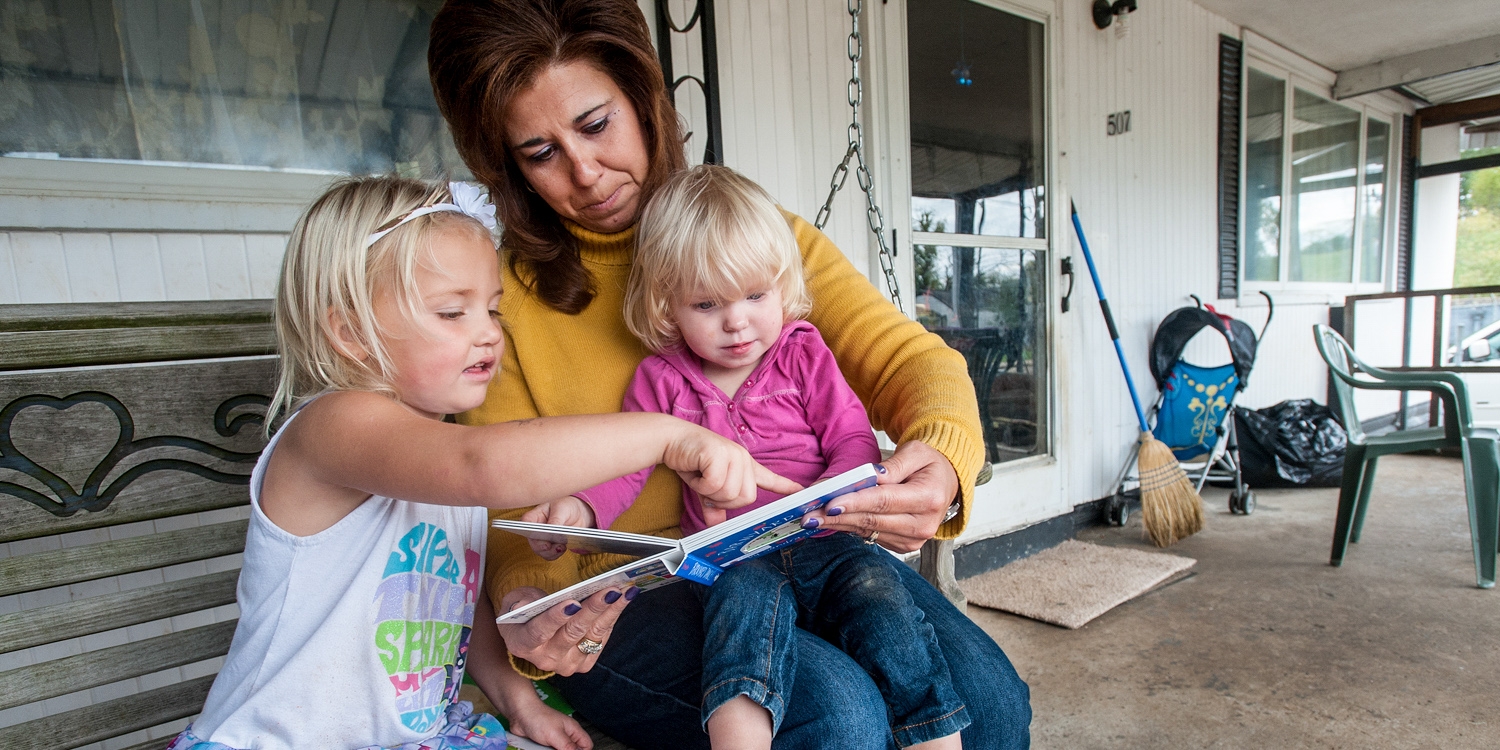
[
  {"left": 1361, "top": 119, "right": 1390, "bottom": 283},
  {"left": 908, "top": 0, "right": 1045, "bottom": 239},
  {"left": 0, "top": 1, "right": 466, "bottom": 176},
  {"left": 915, "top": 243, "right": 1047, "bottom": 463},
  {"left": 1289, "top": 88, "right": 1360, "bottom": 282},
  {"left": 1244, "top": 69, "right": 1285, "bottom": 282}
]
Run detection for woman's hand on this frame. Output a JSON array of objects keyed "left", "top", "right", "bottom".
[
  {"left": 663, "top": 425, "right": 802, "bottom": 512},
  {"left": 497, "top": 585, "right": 635, "bottom": 676},
  {"left": 800, "top": 440, "right": 958, "bottom": 553},
  {"left": 520, "top": 497, "right": 597, "bottom": 560}
]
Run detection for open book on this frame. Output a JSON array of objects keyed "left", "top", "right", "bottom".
[{"left": 492, "top": 463, "right": 879, "bottom": 624}]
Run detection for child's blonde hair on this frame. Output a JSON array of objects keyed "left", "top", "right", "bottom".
[
  {"left": 269, "top": 176, "right": 494, "bottom": 427},
  {"left": 624, "top": 165, "right": 812, "bottom": 353}
]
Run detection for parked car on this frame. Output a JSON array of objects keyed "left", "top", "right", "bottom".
[
  {"left": 1449, "top": 319, "right": 1500, "bottom": 365},
  {"left": 1439, "top": 320, "right": 1500, "bottom": 428}
]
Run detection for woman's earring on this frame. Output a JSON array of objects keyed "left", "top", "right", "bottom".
[{"left": 525, "top": 183, "right": 537, "bottom": 194}]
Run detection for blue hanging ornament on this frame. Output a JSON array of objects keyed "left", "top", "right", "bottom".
[
  {"left": 952, "top": 60, "right": 973, "bottom": 87},
  {"left": 951, "top": 4, "right": 973, "bottom": 87}
]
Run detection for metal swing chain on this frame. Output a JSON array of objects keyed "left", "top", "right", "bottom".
[{"left": 814, "top": 0, "right": 903, "bottom": 313}]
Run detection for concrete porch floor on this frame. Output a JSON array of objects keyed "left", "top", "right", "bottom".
[{"left": 967, "top": 453, "right": 1500, "bottom": 748}]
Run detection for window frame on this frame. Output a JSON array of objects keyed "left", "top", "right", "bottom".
[
  {"left": 875, "top": 0, "right": 1057, "bottom": 470},
  {"left": 0, "top": 156, "right": 333, "bottom": 233},
  {"left": 1239, "top": 44, "right": 1406, "bottom": 304},
  {"left": 0, "top": 2, "right": 451, "bottom": 233}
]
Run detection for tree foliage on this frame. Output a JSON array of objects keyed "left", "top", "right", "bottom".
[
  {"left": 914, "top": 210, "right": 944, "bottom": 295},
  {"left": 1454, "top": 150, "right": 1500, "bottom": 287}
]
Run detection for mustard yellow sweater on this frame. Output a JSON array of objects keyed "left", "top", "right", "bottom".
[{"left": 460, "top": 212, "right": 983, "bottom": 605}]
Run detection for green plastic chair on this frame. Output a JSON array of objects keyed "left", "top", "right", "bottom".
[{"left": 1313, "top": 324, "right": 1499, "bottom": 588}]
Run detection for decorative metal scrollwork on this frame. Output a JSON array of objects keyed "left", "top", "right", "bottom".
[
  {"left": 0, "top": 391, "right": 269, "bottom": 517},
  {"left": 655, "top": 0, "right": 723, "bottom": 165}
]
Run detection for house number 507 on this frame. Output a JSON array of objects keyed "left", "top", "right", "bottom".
[{"left": 1107, "top": 110, "right": 1132, "bottom": 136}]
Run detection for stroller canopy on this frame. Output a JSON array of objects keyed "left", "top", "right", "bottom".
[{"left": 1149, "top": 306, "right": 1259, "bottom": 392}]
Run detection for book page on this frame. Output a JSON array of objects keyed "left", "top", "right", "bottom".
[
  {"left": 493, "top": 551, "right": 685, "bottom": 625},
  {"left": 490, "top": 520, "right": 679, "bottom": 558}
]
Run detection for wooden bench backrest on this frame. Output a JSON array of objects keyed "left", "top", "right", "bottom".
[{"left": 0, "top": 301, "right": 275, "bottom": 750}]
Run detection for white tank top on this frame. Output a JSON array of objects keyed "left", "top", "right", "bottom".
[{"left": 191, "top": 406, "right": 488, "bottom": 750}]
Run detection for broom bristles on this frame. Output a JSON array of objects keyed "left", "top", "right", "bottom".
[{"left": 1135, "top": 431, "right": 1204, "bottom": 547}]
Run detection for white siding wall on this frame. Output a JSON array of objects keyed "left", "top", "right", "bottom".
[
  {"left": 1052, "top": 0, "right": 1326, "bottom": 512},
  {"left": 711, "top": 0, "right": 873, "bottom": 273},
  {"left": 0, "top": 232, "right": 285, "bottom": 304}
]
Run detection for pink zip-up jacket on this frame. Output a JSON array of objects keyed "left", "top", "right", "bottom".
[{"left": 575, "top": 320, "right": 881, "bottom": 535}]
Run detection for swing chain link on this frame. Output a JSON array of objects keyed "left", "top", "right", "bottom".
[{"left": 814, "top": 0, "right": 903, "bottom": 313}]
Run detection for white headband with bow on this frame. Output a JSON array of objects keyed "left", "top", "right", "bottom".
[{"left": 364, "top": 181, "right": 498, "bottom": 249}]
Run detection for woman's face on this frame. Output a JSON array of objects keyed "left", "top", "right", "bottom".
[{"left": 504, "top": 61, "right": 652, "bottom": 234}]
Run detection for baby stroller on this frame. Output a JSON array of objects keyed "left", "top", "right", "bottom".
[{"left": 1105, "top": 292, "right": 1273, "bottom": 525}]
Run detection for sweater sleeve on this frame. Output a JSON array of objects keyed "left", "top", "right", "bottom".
[
  {"left": 789, "top": 211, "right": 985, "bottom": 538},
  {"left": 792, "top": 326, "right": 882, "bottom": 481},
  {"left": 571, "top": 362, "right": 663, "bottom": 529}
]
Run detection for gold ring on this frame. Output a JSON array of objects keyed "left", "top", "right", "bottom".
[
  {"left": 577, "top": 637, "right": 604, "bottom": 655},
  {"left": 864, "top": 530, "right": 880, "bottom": 545}
]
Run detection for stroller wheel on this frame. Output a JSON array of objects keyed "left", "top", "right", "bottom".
[
  {"left": 1229, "top": 490, "right": 1255, "bottom": 515},
  {"left": 1108, "top": 491, "right": 1130, "bottom": 526}
]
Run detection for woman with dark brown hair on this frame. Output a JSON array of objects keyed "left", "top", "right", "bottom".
[{"left": 428, "top": 1, "right": 1031, "bottom": 748}]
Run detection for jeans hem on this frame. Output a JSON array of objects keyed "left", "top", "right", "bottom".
[
  {"left": 891, "top": 704, "right": 972, "bottom": 748},
  {"left": 701, "top": 677, "right": 787, "bottom": 735}
]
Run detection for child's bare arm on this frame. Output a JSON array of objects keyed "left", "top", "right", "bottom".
[
  {"left": 467, "top": 589, "right": 593, "bottom": 750},
  {"left": 264, "top": 390, "right": 801, "bottom": 534}
]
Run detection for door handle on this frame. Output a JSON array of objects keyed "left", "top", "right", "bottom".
[{"left": 1060, "top": 257, "right": 1076, "bottom": 313}]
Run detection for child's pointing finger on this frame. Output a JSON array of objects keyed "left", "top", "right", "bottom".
[{"left": 754, "top": 465, "right": 802, "bottom": 496}]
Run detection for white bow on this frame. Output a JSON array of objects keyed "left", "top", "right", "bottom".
[
  {"left": 448, "top": 181, "right": 498, "bottom": 232},
  {"left": 364, "top": 181, "right": 499, "bottom": 248}
]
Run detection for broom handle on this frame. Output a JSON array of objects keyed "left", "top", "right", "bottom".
[{"left": 1070, "top": 202, "right": 1150, "bottom": 433}]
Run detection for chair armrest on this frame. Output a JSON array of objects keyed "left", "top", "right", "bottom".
[
  {"left": 1335, "top": 377, "right": 1469, "bottom": 435},
  {"left": 1363, "top": 370, "right": 1472, "bottom": 427},
  {"left": 1376, "top": 369, "right": 1470, "bottom": 404},
  {"left": 1313, "top": 324, "right": 1475, "bottom": 431},
  {"left": 1343, "top": 352, "right": 1472, "bottom": 413}
]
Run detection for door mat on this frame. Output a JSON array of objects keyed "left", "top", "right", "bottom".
[{"left": 959, "top": 539, "right": 1196, "bottom": 629}]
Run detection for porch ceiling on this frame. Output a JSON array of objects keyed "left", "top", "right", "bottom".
[{"left": 1194, "top": 0, "right": 1500, "bottom": 103}]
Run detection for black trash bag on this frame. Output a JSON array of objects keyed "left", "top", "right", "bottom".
[{"left": 1233, "top": 399, "right": 1348, "bottom": 488}]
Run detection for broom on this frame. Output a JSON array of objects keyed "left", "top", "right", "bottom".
[{"left": 1070, "top": 202, "right": 1204, "bottom": 547}]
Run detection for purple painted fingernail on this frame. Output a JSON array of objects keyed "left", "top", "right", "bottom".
[
  {"left": 801, "top": 517, "right": 821, "bottom": 530},
  {"left": 603, "top": 590, "right": 621, "bottom": 604},
  {"left": 876, "top": 464, "right": 888, "bottom": 474},
  {"left": 563, "top": 603, "right": 581, "bottom": 616},
  {"left": 828, "top": 506, "right": 844, "bottom": 516},
  {"left": 624, "top": 586, "right": 641, "bottom": 601}
]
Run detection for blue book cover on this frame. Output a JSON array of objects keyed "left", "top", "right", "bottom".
[
  {"left": 491, "top": 464, "right": 880, "bottom": 622},
  {"left": 675, "top": 464, "right": 879, "bottom": 583}
]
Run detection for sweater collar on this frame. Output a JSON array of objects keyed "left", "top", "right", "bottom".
[{"left": 562, "top": 219, "right": 636, "bottom": 266}]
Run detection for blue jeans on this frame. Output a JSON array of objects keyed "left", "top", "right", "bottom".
[
  {"left": 551, "top": 549, "right": 1030, "bottom": 750},
  {"left": 698, "top": 533, "right": 969, "bottom": 747}
]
